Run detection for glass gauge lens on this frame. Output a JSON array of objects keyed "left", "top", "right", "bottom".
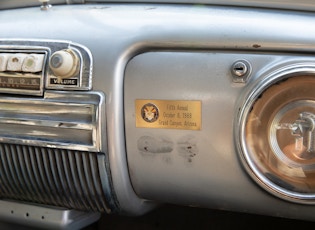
[
  {"left": 243, "top": 76, "right": 315, "bottom": 198},
  {"left": 271, "top": 101, "right": 315, "bottom": 165}
]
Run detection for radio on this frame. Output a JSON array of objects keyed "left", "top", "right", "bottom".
[{"left": 0, "top": 40, "right": 92, "bottom": 96}]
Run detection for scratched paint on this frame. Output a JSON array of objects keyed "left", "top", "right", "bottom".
[
  {"left": 137, "top": 135, "right": 174, "bottom": 153},
  {"left": 177, "top": 135, "right": 198, "bottom": 163},
  {"left": 137, "top": 135, "right": 199, "bottom": 165}
]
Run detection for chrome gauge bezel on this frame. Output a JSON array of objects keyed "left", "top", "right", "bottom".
[{"left": 236, "top": 63, "right": 315, "bottom": 204}]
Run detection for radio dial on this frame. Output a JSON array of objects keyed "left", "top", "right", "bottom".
[{"left": 49, "top": 49, "right": 79, "bottom": 78}]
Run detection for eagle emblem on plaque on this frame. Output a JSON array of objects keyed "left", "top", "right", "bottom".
[{"left": 141, "top": 103, "right": 159, "bottom": 123}]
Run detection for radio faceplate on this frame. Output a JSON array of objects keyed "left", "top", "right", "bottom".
[{"left": 0, "top": 40, "right": 93, "bottom": 96}]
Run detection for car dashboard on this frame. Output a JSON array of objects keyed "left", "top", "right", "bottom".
[{"left": 1, "top": 0, "right": 315, "bottom": 228}]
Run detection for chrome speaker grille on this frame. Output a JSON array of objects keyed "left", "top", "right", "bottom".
[{"left": 0, "top": 143, "right": 117, "bottom": 213}]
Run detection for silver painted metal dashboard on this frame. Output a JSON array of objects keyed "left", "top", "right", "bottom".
[{"left": 2, "top": 1, "right": 315, "bottom": 228}]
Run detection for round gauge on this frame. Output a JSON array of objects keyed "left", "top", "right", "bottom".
[{"left": 237, "top": 68, "right": 315, "bottom": 203}]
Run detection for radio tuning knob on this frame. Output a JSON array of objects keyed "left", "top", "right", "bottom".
[{"left": 49, "top": 49, "right": 79, "bottom": 78}]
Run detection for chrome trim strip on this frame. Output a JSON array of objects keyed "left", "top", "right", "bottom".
[{"left": 0, "top": 91, "right": 105, "bottom": 152}]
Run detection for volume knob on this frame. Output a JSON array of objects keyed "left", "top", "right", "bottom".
[{"left": 49, "top": 49, "right": 79, "bottom": 78}]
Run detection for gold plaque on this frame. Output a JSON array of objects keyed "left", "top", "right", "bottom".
[{"left": 136, "top": 99, "right": 201, "bottom": 130}]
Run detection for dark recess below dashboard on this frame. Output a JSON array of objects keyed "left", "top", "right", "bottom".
[
  {"left": 88, "top": 205, "right": 315, "bottom": 230},
  {"left": 0, "top": 204, "right": 313, "bottom": 229}
]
